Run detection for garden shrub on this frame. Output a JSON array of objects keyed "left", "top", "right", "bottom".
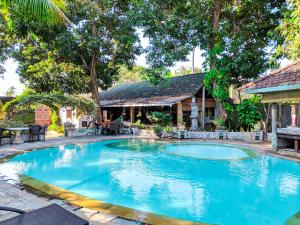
[
  {"left": 237, "top": 95, "right": 262, "bottom": 131},
  {"left": 213, "top": 117, "right": 225, "bottom": 129},
  {"left": 134, "top": 119, "right": 144, "bottom": 128},
  {"left": 0, "top": 119, "right": 24, "bottom": 128},
  {"left": 49, "top": 111, "right": 59, "bottom": 131},
  {"left": 147, "top": 111, "right": 171, "bottom": 127},
  {"left": 164, "top": 125, "right": 173, "bottom": 134},
  {"left": 153, "top": 126, "right": 163, "bottom": 136},
  {"left": 13, "top": 112, "right": 35, "bottom": 124}
]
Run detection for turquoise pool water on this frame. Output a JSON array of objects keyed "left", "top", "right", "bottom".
[
  {"left": 163, "top": 142, "right": 253, "bottom": 160},
  {"left": 1, "top": 139, "right": 300, "bottom": 225}
]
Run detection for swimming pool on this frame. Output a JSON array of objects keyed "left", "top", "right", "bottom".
[{"left": 1, "top": 139, "right": 300, "bottom": 225}]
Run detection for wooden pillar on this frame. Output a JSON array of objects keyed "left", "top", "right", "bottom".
[
  {"left": 272, "top": 103, "right": 278, "bottom": 151},
  {"left": 130, "top": 107, "right": 135, "bottom": 124},
  {"left": 201, "top": 87, "right": 206, "bottom": 129},
  {"left": 291, "top": 104, "right": 297, "bottom": 127},
  {"left": 294, "top": 140, "right": 299, "bottom": 152},
  {"left": 297, "top": 104, "right": 300, "bottom": 126},
  {"left": 177, "top": 102, "right": 183, "bottom": 128}
]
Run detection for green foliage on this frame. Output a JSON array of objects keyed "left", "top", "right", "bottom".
[
  {"left": 0, "top": 119, "right": 24, "bottom": 128},
  {"left": 134, "top": 119, "right": 144, "bottom": 129},
  {"left": 204, "top": 66, "right": 230, "bottom": 101},
  {"left": 277, "top": 0, "right": 300, "bottom": 60},
  {"left": 115, "top": 116, "right": 124, "bottom": 123},
  {"left": 164, "top": 125, "right": 173, "bottom": 134},
  {"left": 174, "top": 66, "right": 201, "bottom": 76},
  {"left": 1, "top": 0, "right": 70, "bottom": 26},
  {"left": 13, "top": 111, "right": 35, "bottom": 124},
  {"left": 5, "top": 86, "right": 16, "bottom": 97},
  {"left": 213, "top": 117, "right": 225, "bottom": 129},
  {"left": 48, "top": 110, "right": 64, "bottom": 133},
  {"left": 147, "top": 111, "right": 171, "bottom": 127},
  {"left": 116, "top": 65, "right": 145, "bottom": 84},
  {"left": 0, "top": 15, "right": 9, "bottom": 76},
  {"left": 237, "top": 96, "right": 262, "bottom": 131},
  {"left": 132, "top": 0, "right": 286, "bottom": 87},
  {"left": 48, "top": 110, "right": 59, "bottom": 131},
  {"left": 4, "top": 91, "right": 95, "bottom": 115},
  {"left": 153, "top": 125, "right": 163, "bottom": 136},
  {"left": 0, "top": 100, "right": 4, "bottom": 120},
  {"left": 2, "top": 0, "right": 140, "bottom": 98}
]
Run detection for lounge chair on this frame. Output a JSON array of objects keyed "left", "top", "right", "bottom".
[
  {"left": 0, "top": 204, "right": 89, "bottom": 225},
  {"left": 0, "top": 128, "right": 13, "bottom": 145},
  {"left": 29, "top": 125, "right": 46, "bottom": 142}
]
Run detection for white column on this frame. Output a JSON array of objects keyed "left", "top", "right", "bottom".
[
  {"left": 190, "top": 97, "right": 199, "bottom": 130},
  {"left": 272, "top": 103, "right": 278, "bottom": 150},
  {"left": 291, "top": 104, "right": 297, "bottom": 127}
]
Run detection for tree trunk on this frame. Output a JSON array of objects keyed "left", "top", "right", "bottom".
[
  {"left": 210, "top": 0, "right": 225, "bottom": 119},
  {"left": 192, "top": 48, "right": 195, "bottom": 74},
  {"left": 90, "top": 22, "right": 102, "bottom": 123}
]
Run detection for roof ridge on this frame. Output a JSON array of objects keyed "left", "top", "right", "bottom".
[{"left": 114, "top": 72, "right": 205, "bottom": 87}]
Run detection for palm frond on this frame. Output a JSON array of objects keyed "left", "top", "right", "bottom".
[{"left": 5, "top": 0, "right": 71, "bottom": 26}]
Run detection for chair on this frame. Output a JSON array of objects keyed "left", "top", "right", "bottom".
[
  {"left": 93, "top": 122, "right": 101, "bottom": 136},
  {"left": 29, "top": 125, "right": 46, "bottom": 142},
  {"left": 0, "top": 204, "right": 89, "bottom": 225},
  {"left": 109, "top": 122, "right": 122, "bottom": 135},
  {"left": 0, "top": 128, "right": 13, "bottom": 145}
]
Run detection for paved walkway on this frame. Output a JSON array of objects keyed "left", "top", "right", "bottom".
[{"left": 0, "top": 180, "right": 143, "bottom": 225}]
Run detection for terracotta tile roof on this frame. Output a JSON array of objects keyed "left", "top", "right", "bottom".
[
  {"left": 247, "top": 61, "right": 300, "bottom": 91},
  {"left": 100, "top": 73, "right": 204, "bottom": 107}
]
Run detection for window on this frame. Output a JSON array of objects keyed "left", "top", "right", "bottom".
[{"left": 82, "top": 121, "right": 88, "bottom": 127}]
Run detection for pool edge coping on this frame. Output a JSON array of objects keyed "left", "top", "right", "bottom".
[{"left": 20, "top": 175, "right": 213, "bottom": 225}]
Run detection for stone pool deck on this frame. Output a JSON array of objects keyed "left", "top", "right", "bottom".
[{"left": 0, "top": 135, "right": 300, "bottom": 224}]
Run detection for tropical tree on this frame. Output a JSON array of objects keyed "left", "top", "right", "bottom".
[
  {"left": 116, "top": 65, "right": 145, "bottom": 84},
  {"left": 0, "top": 0, "right": 70, "bottom": 25},
  {"left": 3, "top": 0, "right": 140, "bottom": 122},
  {"left": 278, "top": 0, "right": 300, "bottom": 60},
  {"left": 132, "top": 0, "right": 286, "bottom": 119},
  {"left": 0, "top": 14, "right": 7, "bottom": 77},
  {"left": 5, "top": 86, "right": 16, "bottom": 97}
]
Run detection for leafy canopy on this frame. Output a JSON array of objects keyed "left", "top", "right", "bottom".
[
  {"left": 0, "top": 0, "right": 70, "bottom": 26},
  {"left": 3, "top": 0, "right": 141, "bottom": 95},
  {"left": 4, "top": 91, "right": 95, "bottom": 115},
  {"left": 237, "top": 95, "right": 262, "bottom": 131},
  {"left": 132, "top": 0, "right": 286, "bottom": 97},
  {"left": 278, "top": 0, "right": 300, "bottom": 60}
]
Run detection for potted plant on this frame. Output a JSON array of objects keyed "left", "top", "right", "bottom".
[
  {"left": 153, "top": 125, "right": 163, "bottom": 137},
  {"left": 213, "top": 118, "right": 225, "bottom": 130},
  {"left": 213, "top": 117, "right": 226, "bottom": 139}
]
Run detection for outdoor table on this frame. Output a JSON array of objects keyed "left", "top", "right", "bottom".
[{"left": 7, "top": 127, "right": 29, "bottom": 144}]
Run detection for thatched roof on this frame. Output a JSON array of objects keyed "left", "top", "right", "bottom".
[
  {"left": 0, "top": 96, "right": 14, "bottom": 104},
  {"left": 246, "top": 61, "right": 300, "bottom": 94},
  {"left": 100, "top": 73, "right": 204, "bottom": 107}
]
